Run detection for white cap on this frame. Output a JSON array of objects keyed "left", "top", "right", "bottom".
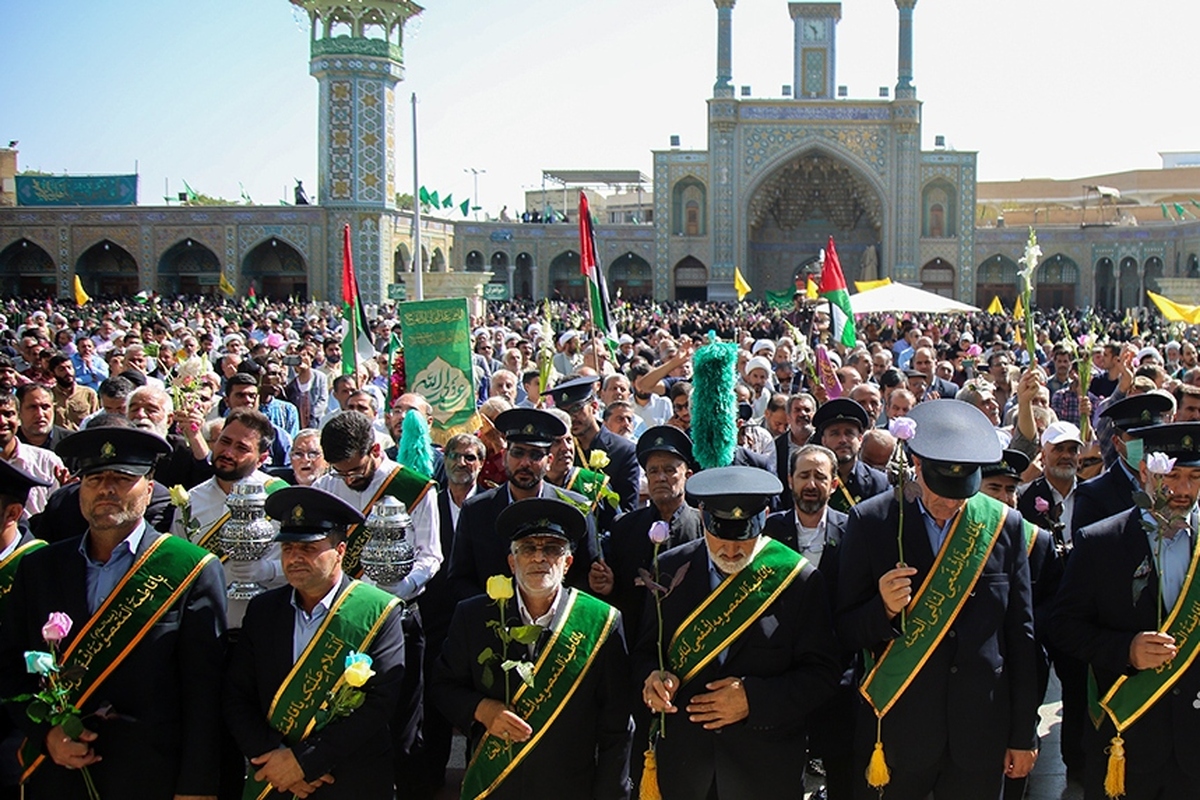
[
  {"left": 1135, "top": 346, "right": 1162, "bottom": 365},
  {"left": 223, "top": 333, "right": 245, "bottom": 347},
  {"left": 558, "top": 330, "right": 579, "bottom": 348},
  {"left": 752, "top": 339, "right": 776, "bottom": 355},
  {"left": 618, "top": 334, "right": 634, "bottom": 345},
  {"left": 1041, "top": 420, "right": 1083, "bottom": 448},
  {"left": 744, "top": 355, "right": 772, "bottom": 377}
]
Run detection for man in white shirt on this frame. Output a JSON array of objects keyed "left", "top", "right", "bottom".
[
  {"left": 0, "top": 393, "right": 61, "bottom": 518},
  {"left": 171, "top": 407, "right": 288, "bottom": 628}
]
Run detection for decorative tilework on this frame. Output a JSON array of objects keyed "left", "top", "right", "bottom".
[
  {"left": 238, "top": 225, "right": 311, "bottom": 261},
  {"left": 802, "top": 49, "right": 825, "bottom": 97},
  {"left": 653, "top": 153, "right": 670, "bottom": 298},
  {"left": 740, "top": 105, "right": 890, "bottom": 122},
  {"left": 742, "top": 125, "right": 888, "bottom": 178}
]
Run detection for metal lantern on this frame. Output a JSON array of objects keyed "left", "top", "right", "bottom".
[
  {"left": 359, "top": 496, "right": 415, "bottom": 586},
  {"left": 219, "top": 478, "right": 278, "bottom": 600}
]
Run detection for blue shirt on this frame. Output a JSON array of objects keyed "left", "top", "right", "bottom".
[
  {"left": 79, "top": 520, "right": 147, "bottom": 615},
  {"left": 290, "top": 581, "right": 342, "bottom": 663},
  {"left": 1144, "top": 509, "right": 1196, "bottom": 611},
  {"left": 917, "top": 498, "right": 958, "bottom": 556},
  {"left": 71, "top": 352, "right": 109, "bottom": 393}
]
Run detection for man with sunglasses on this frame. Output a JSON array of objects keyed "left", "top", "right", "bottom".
[
  {"left": 447, "top": 408, "right": 600, "bottom": 604},
  {"left": 314, "top": 410, "right": 439, "bottom": 797},
  {"left": 432, "top": 497, "right": 633, "bottom": 800}
]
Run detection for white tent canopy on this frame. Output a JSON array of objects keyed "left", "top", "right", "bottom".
[{"left": 849, "top": 282, "right": 980, "bottom": 315}]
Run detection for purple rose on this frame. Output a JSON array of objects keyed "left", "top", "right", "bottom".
[
  {"left": 889, "top": 417, "right": 917, "bottom": 441},
  {"left": 41, "top": 613, "right": 72, "bottom": 644},
  {"left": 648, "top": 520, "right": 670, "bottom": 545},
  {"left": 1034, "top": 497, "right": 1050, "bottom": 514}
]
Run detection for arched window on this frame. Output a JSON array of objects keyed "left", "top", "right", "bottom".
[
  {"left": 921, "top": 180, "right": 957, "bottom": 238},
  {"left": 672, "top": 178, "right": 707, "bottom": 236}
]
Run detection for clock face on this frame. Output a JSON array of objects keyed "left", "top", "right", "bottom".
[{"left": 803, "top": 19, "right": 826, "bottom": 41}]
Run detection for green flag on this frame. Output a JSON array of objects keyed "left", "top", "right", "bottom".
[
  {"left": 385, "top": 332, "right": 401, "bottom": 413},
  {"left": 429, "top": 190, "right": 440, "bottom": 209},
  {"left": 1175, "top": 203, "right": 1190, "bottom": 220},
  {"left": 1162, "top": 203, "right": 1171, "bottom": 219},
  {"left": 460, "top": 198, "right": 470, "bottom": 216},
  {"left": 398, "top": 299, "right": 476, "bottom": 444},
  {"left": 442, "top": 193, "right": 453, "bottom": 209},
  {"left": 817, "top": 237, "right": 858, "bottom": 347},
  {"left": 182, "top": 180, "right": 198, "bottom": 202},
  {"left": 765, "top": 289, "right": 795, "bottom": 309},
  {"left": 418, "top": 186, "right": 430, "bottom": 205}
]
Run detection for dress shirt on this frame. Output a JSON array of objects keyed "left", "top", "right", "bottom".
[
  {"left": 448, "top": 484, "right": 479, "bottom": 532},
  {"left": 1146, "top": 508, "right": 1197, "bottom": 612},
  {"left": 918, "top": 498, "right": 958, "bottom": 555},
  {"left": 1048, "top": 478, "right": 1077, "bottom": 542},
  {"left": 291, "top": 580, "right": 343, "bottom": 663},
  {"left": 0, "top": 534, "right": 22, "bottom": 561},
  {"left": 314, "top": 457, "right": 441, "bottom": 602},
  {"left": 793, "top": 508, "right": 828, "bottom": 568},
  {"left": 3, "top": 441, "right": 62, "bottom": 518},
  {"left": 516, "top": 585, "right": 566, "bottom": 657},
  {"left": 80, "top": 520, "right": 147, "bottom": 615}
]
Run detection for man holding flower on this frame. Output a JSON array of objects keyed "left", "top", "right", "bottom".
[
  {"left": 223, "top": 486, "right": 407, "bottom": 799},
  {"left": 431, "top": 497, "right": 633, "bottom": 800},
  {"left": 1051, "top": 423, "right": 1200, "bottom": 800}
]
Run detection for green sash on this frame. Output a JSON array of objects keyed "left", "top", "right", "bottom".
[
  {"left": 830, "top": 482, "right": 861, "bottom": 514},
  {"left": 20, "top": 534, "right": 215, "bottom": 780},
  {"left": 1100, "top": 534, "right": 1200, "bottom": 733},
  {"left": 860, "top": 493, "right": 1008, "bottom": 718},
  {"left": 195, "top": 477, "right": 288, "bottom": 561},
  {"left": 0, "top": 540, "right": 46, "bottom": 609},
  {"left": 667, "top": 538, "right": 806, "bottom": 685},
  {"left": 566, "top": 466, "right": 610, "bottom": 512},
  {"left": 343, "top": 465, "right": 434, "bottom": 578},
  {"left": 461, "top": 590, "right": 618, "bottom": 800},
  {"left": 242, "top": 581, "right": 400, "bottom": 800},
  {"left": 1023, "top": 519, "right": 1038, "bottom": 556}
]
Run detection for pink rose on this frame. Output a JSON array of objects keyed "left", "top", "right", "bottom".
[
  {"left": 888, "top": 417, "right": 917, "bottom": 441},
  {"left": 41, "top": 612, "right": 73, "bottom": 644},
  {"left": 966, "top": 344, "right": 983, "bottom": 358},
  {"left": 648, "top": 520, "right": 670, "bottom": 545},
  {"left": 1034, "top": 497, "right": 1050, "bottom": 515}
]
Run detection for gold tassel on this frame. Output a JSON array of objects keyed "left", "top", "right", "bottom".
[
  {"left": 639, "top": 748, "right": 662, "bottom": 800},
  {"left": 865, "top": 718, "right": 890, "bottom": 789},
  {"left": 1104, "top": 734, "right": 1125, "bottom": 798}
]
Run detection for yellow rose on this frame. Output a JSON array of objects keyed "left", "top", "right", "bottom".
[
  {"left": 486, "top": 575, "right": 514, "bottom": 601},
  {"left": 168, "top": 485, "right": 190, "bottom": 508},
  {"left": 588, "top": 450, "right": 611, "bottom": 470},
  {"left": 344, "top": 659, "right": 376, "bottom": 688}
]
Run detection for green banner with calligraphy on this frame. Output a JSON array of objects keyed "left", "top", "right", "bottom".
[
  {"left": 397, "top": 297, "right": 478, "bottom": 445},
  {"left": 16, "top": 174, "right": 138, "bottom": 206}
]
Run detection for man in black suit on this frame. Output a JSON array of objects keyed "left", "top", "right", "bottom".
[
  {"left": 416, "top": 432, "right": 484, "bottom": 792},
  {"left": 772, "top": 393, "right": 817, "bottom": 508},
  {"left": 431, "top": 498, "right": 633, "bottom": 800},
  {"left": 447, "top": 408, "right": 598, "bottom": 602},
  {"left": 913, "top": 346, "right": 958, "bottom": 400},
  {"left": 1072, "top": 393, "right": 1175, "bottom": 536},
  {"left": 814, "top": 398, "right": 889, "bottom": 514},
  {"left": 1018, "top": 420, "right": 1083, "bottom": 546},
  {"left": 638, "top": 466, "right": 842, "bottom": 799},
  {"left": 1051, "top": 422, "right": 1200, "bottom": 800},
  {"left": 836, "top": 400, "right": 1039, "bottom": 800},
  {"left": 544, "top": 377, "right": 640, "bottom": 513},
  {"left": 224, "top": 486, "right": 407, "bottom": 799},
  {"left": 0, "top": 428, "right": 227, "bottom": 800},
  {"left": 764, "top": 442, "right": 853, "bottom": 799}
]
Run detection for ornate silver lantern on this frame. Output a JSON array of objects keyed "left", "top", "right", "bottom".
[
  {"left": 219, "top": 479, "right": 278, "bottom": 600},
  {"left": 359, "top": 496, "right": 415, "bottom": 586}
]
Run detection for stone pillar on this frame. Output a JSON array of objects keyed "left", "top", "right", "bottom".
[
  {"left": 506, "top": 263, "right": 515, "bottom": 299},
  {"left": 895, "top": 0, "right": 917, "bottom": 99},
  {"left": 714, "top": 0, "right": 736, "bottom": 98}
]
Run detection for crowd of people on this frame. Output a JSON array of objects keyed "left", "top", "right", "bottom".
[{"left": 0, "top": 289, "right": 1197, "bottom": 800}]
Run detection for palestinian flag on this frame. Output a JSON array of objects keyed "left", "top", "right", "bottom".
[
  {"left": 818, "top": 236, "right": 857, "bottom": 347},
  {"left": 578, "top": 192, "right": 617, "bottom": 348},
  {"left": 340, "top": 224, "right": 376, "bottom": 376}
]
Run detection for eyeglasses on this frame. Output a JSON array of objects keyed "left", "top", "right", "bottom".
[
  {"left": 508, "top": 446, "right": 549, "bottom": 462},
  {"left": 673, "top": 402, "right": 689, "bottom": 412},
  {"left": 514, "top": 542, "right": 567, "bottom": 559},
  {"left": 291, "top": 450, "right": 323, "bottom": 461},
  {"left": 447, "top": 451, "right": 480, "bottom": 463},
  {"left": 330, "top": 457, "right": 372, "bottom": 479}
]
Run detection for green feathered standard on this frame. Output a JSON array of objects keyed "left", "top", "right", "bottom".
[
  {"left": 398, "top": 409, "right": 434, "bottom": 479},
  {"left": 691, "top": 337, "right": 738, "bottom": 470}
]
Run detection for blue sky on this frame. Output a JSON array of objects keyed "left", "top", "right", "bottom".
[{"left": 5, "top": 0, "right": 1198, "bottom": 213}]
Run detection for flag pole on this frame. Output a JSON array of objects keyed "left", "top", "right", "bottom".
[
  {"left": 411, "top": 92, "right": 424, "bottom": 301},
  {"left": 577, "top": 190, "right": 602, "bottom": 375}
]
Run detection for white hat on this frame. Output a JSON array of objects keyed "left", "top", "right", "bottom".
[
  {"left": 1041, "top": 420, "right": 1083, "bottom": 448},
  {"left": 558, "top": 330, "right": 580, "bottom": 348},
  {"left": 223, "top": 333, "right": 245, "bottom": 347},
  {"left": 1135, "top": 346, "right": 1162, "bottom": 365},
  {"left": 744, "top": 356, "right": 772, "bottom": 377},
  {"left": 752, "top": 339, "right": 776, "bottom": 356},
  {"left": 618, "top": 334, "right": 634, "bottom": 345}
]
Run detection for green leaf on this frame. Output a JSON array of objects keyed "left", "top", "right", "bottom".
[
  {"left": 60, "top": 714, "right": 84, "bottom": 740},
  {"left": 477, "top": 647, "right": 494, "bottom": 665},
  {"left": 1132, "top": 491, "right": 1153, "bottom": 510},
  {"left": 502, "top": 659, "right": 536, "bottom": 688},
  {"left": 25, "top": 700, "right": 50, "bottom": 724},
  {"left": 343, "top": 690, "right": 366, "bottom": 711},
  {"left": 509, "top": 625, "right": 543, "bottom": 645},
  {"left": 481, "top": 664, "right": 494, "bottom": 690}
]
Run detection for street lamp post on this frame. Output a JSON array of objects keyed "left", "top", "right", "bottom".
[{"left": 464, "top": 167, "right": 485, "bottom": 220}]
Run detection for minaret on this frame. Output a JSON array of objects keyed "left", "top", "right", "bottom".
[
  {"left": 291, "top": 0, "right": 422, "bottom": 302},
  {"left": 713, "top": 0, "right": 735, "bottom": 98},
  {"left": 895, "top": 0, "right": 917, "bottom": 98}
]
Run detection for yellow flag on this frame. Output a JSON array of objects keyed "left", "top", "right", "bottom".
[
  {"left": 854, "top": 278, "right": 892, "bottom": 292},
  {"left": 1013, "top": 294, "right": 1025, "bottom": 321},
  {"left": 219, "top": 272, "right": 236, "bottom": 296},
  {"left": 986, "top": 295, "right": 1005, "bottom": 315},
  {"left": 73, "top": 275, "right": 90, "bottom": 307},
  {"left": 1147, "top": 290, "right": 1200, "bottom": 324},
  {"left": 1132, "top": 317, "right": 1139, "bottom": 337},
  {"left": 805, "top": 277, "right": 819, "bottom": 300},
  {"left": 1014, "top": 325, "right": 1023, "bottom": 346},
  {"left": 733, "top": 267, "right": 752, "bottom": 302}
]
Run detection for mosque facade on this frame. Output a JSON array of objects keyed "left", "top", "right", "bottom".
[{"left": 2, "top": 0, "right": 1198, "bottom": 312}]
